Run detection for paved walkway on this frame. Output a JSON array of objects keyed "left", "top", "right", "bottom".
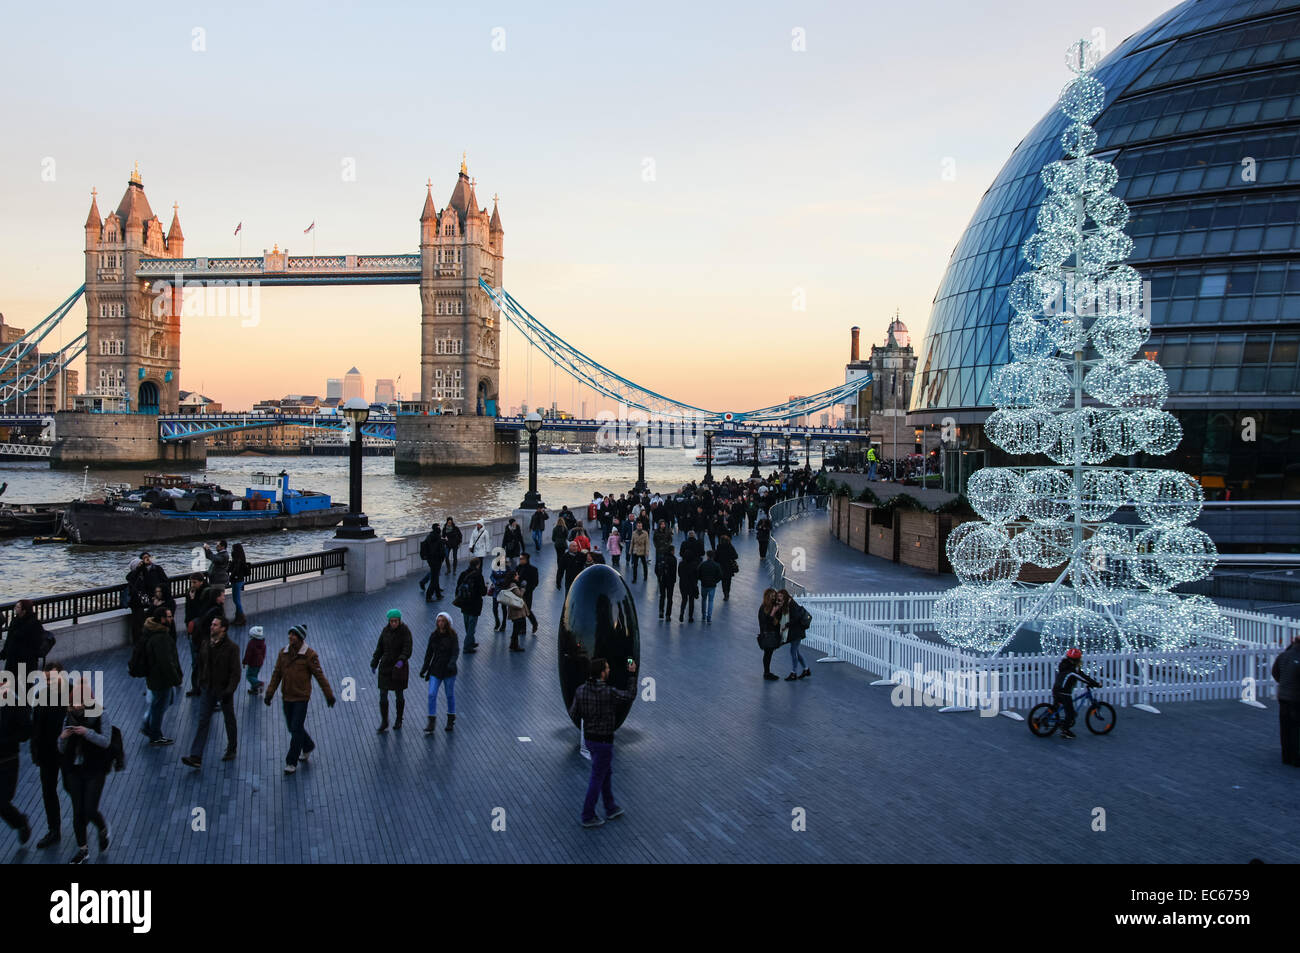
[{"left": 4, "top": 512, "right": 1297, "bottom": 864}]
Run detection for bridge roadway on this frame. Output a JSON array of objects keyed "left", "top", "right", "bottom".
[{"left": 5, "top": 512, "right": 1296, "bottom": 864}]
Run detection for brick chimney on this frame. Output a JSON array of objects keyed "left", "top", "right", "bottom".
[{"left": 850, "top": 326, "right": 860, "bottom": 362}]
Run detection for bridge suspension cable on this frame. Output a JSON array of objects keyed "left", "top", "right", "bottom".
[
  {"left": 480, "top": 279, "right": 872, "bottom": 424},
  {"left": 0, "top": 286, "right": 86, "bottom": 379},
  {"left": 0, "top": 333, "right": 87, "bottom": 406}
]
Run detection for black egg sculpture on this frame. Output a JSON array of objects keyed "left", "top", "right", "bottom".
[{"left": 557, "top": 563, "right": 640, "bottom": 726}]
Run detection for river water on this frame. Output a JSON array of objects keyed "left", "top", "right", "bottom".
[{"left": 1, "top": 448, "right": 804, "bottom": 597}]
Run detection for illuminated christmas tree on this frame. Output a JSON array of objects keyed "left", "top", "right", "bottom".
[{"left": 933, "top": 39, "right": 1232, "bottom": 667}]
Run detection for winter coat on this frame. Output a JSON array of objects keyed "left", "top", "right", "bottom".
[
  {"left": 443, "top": 524, "right": 463, "bottom": 550},
  {"left": 144, "top": 617, "right": 183, "bottom": 692},
  {"left": 467, "top": 525, "right": 491, "bottom": 558},
  {"left": 454, "top": 568, "right": 488, "bottom": 616},
  {"left": 2, "top": 611, "right": 46, "bottom": 674},
  {"left": 58, "top": 708, "right": 112, "bottom": 775},
  {"left": 371, "top": 622, "right": 413, "bottom": 691},
  {"left": 529, "top": 510, "right": 548, "bottom": 532},
  {"left": 420, "top": 629, "right": 460, "bottom": 680},
  {"left": 716, "top": 539, "right": 739, "bottom": 576},
  {"left": 655, "top": 550, "right": 678, "bottom": 588},
  {"left": 679, "top": 536, "right": 704, "bottom": 564},
  {"left": 551, "top": 522, "right": 569, "bottom": 547},
  {"left": 607, "top": 532, "right": 623, "bottom": 556},
  {"left": 0, "top": 702, "right": 32, "bottom": 763},
  {"left": 230, "top": 554, "right": 250, "bottom": 585},
  {"left": 498, "top": 585, "right": 529, "bottom": 621},
  {"left": 630, "top": 529, "right": 650, "bottom": 557},
  {"left": 197, "top": 634, "right": 242, "bottom": 696},
  {"left": 204, "top": 546, "right": 231, "bottom": 587},
  {"left": 242, "top": 636, "right": 266, "bottom": 668},
  {"left": 697, "top": 558, "right": 722, "bottom": 589},
  {"left": 503, "top": 525, "right": 524, "bottom": 557},
  {"left": 265, "top": 644, "right": 335, "bottom": 705},
  {"left": 517, "top": 562, "right": 539, "bottom": 599},
  {"left": 678, "top": 558, "right": 700, "bottom": 598},
  {"left": 30, "top": 698, "right": 63, "bottom": 768},
  {"left": 1273, "top": 641, "right": 1300, "bottom": 703},
  {"left": 423, "top": 530, "right": 446, "bottom": 565},
  {"left": 653, "top": 526, "right": 674, "bottom": 551}
]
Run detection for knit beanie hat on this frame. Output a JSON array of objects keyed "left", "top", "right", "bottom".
[
  {"left": 435, "top": 611, "right": 453, "bottom": 630},
  {"left": 249, "top": 626, "right": 265, "bottom": 640},
  {"left": 288, "top": 623, "right": 307, "bottom": 640},
  {"left": 387, "top": 609, "right": 401, "bottom": 620}
]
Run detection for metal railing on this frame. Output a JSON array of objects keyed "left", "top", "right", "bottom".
[
  {"left": 0, "top": 548, "right": 347, "bottom": 628},
  {"left": 766, "top": 494, "right": 828, "bottom": 596}
]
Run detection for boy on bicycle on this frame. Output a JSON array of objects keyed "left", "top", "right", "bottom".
[{"left": 1053, "top": 648, "right": 1100, "bottom": 739}]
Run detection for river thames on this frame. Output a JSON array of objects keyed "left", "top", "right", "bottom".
[{"left": 1, "top": 447, "right": 807, "bottom": 596}]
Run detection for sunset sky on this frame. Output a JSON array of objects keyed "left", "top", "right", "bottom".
[{"left": 0, "top": 0, "right": 1172, "bottom": 414}]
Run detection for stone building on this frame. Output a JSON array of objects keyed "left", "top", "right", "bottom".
[
  {"left": 82, "top": 165, "right": 185, "bottom": 413},
  {"left": 0, "top": 313, "right": 79, "bottom": 413},
  {"left": 419, "top": 156, "right": 504, "bottom": 415}
]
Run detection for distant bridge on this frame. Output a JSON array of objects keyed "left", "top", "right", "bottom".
[{"left": 0, "top": 442, "right": 52, "bottom": 457}]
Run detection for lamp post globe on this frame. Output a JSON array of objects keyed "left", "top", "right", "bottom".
[
  {"left": 336, "top": 397, "right": 375, "bottom": 539},
  {"left": 521, "top": 411, "right": 545, "bottom": 509}
]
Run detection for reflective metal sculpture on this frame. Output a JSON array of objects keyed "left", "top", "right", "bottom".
[
  {"left": 935, "top": 40, "right": 1232, "bottom": 662},
  {"left": 557, "top": 564, "right": 640, "bottom": 725}
]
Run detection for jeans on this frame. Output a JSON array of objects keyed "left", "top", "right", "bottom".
[
  {"left": 190, "top": 690, "right": 237, "bottom": 758},
  {"left": 611, "top": 554, "right": 620, "bottom": 569},
  {"left": 630, "top": 554, "right": 647, "bottom": 582},
  {"left": 701, "top": 586, "right": 716, "bottom": 621},
  {"left": 63, "top": 765, "right": 106, "bottom": 849},
  {"left": 554, "top": 545, "right": 567, "bottom": 587},
  {"left": 762, "top": 647, "right": 776, "bottom": 675},
  {"left": 282, "top": 699, "right": 314, "bottom": 766},
  {"left": 427, "top": 675, "right": 456, "bottom": 716},
  {"left": 679, "top": 593, "right": 696, "bottom": 620},
  {"left": 143, "top": 686, "right": 174, "bottom": 741},
  {"left": 245, "top": 664, "right": 262, "bottom": 688},
  {"left": 867, "top": 461, "right": 877, "bottom": 480},
  {"left": 462, "top": 612, "right": 480, "bottom": 649},
  {"left": 444, "top": 547, "right": 460, "bottom": 576},
  {"left": 789, "top": 638, "right": 807, "bottom": 671},
  {"left": 721, "top": 573, "right": 732, "bottom": 599},
  {"left": 1055, "top": 691, "right": 1077, "bottom": 730},
  {"left": 532, "top": 529, "right": 543, "bottom": 551},
  {"left": 231, "top": 581, "right": 245, "bottom": 617},
  {"left": 188, "top": 635, "right": 203, "bottom": 692},
  {"left": 581, "top": 740, "right": 617, "bottom": 822}
]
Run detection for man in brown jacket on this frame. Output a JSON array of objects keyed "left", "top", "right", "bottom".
[
  {"left": 181, "top": 614, "right": 241, "bottom": 769},
  {"left": 263, "top": 624, "right": 335, "bottom": 774}
]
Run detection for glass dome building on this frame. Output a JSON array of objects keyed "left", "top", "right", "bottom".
[{"left": 911, "top": 0, "right": 1300, "bottom": 497}]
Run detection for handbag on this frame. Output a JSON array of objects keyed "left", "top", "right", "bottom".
[
  {"left": 757, "top": 630, "right": 781, "bottom": 651},
  {"left": 389, "top": 659, "right": 409, "bottom": 689},
  {"left": 39, "top": 633, "right": 57, "bottom": 659}
]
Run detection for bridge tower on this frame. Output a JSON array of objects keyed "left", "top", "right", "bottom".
[
  {"left": 419, "top": 156, "right": 504, "bottom": 414},
  {"left": 83, "top": 165, "right": 185, "bottom": 414},
  {"left": 398, "top": 159, "right": 515, "bottom": 473}
]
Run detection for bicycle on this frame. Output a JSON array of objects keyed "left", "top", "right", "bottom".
[{"left": 1028, "top": 685, "right": 1116, "bottom": 737}]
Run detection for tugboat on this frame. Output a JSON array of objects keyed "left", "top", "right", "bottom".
[{"left": 62, "top": 471, "right": 347, "bottom": 544}]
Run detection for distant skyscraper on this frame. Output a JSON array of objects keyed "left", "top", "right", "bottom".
[
  {"left": 326, "top": 378, "right": 342, "bottom": 400},
  {"left": 374, "top": 379, "right": 396, "bottom": 404},
  {"left": 343, "top": 366, "right": 364, "bottom": 401}
]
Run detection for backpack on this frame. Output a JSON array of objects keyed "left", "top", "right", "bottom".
[
  {"left": 454, "top": 575, "right": 474, "bottom": 606},
  {"left": 419, "top": 536, "right": 431, "bottom": 561},
  {"left": 109, "top": 725, "right": 126, "bottom": 772},
  {"left": 127, "top": 638, "right": 151, "bottom": 678}
]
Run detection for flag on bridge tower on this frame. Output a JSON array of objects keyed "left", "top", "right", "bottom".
[
  {"left": 233, "top": 222, "right": 242, "bottom": 236},
  {"left": 304, "top": 221, "right": 315, "bottom": 234}
]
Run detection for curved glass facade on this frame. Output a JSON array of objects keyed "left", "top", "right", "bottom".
[{"left": 912, "top": 0, "right": 1300, "bottom": 494}]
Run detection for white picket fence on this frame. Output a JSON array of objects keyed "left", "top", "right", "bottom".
[{"left": 801, "top": 593, "right": 1298, "bottom": 710}]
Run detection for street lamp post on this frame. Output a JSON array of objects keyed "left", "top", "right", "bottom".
[
  {"left": 703, "top": 429, "right": 715, "bottom": 485},
  {"left": 750, "top": 431, "right": 761, "bottom": 479},
  {"left": 335, "top": 396, "right": 375, "bottom": 539},
  {"left": 804, "top": 433, "right": 811, "bottom": 470},
  {"left": 782, "top": 428, "right": 791, "bottom": 475},
  {"left": 633, "top": 422, "right": 648, "bottom": 493},
  {"left": 521, "top": 411, "right": 544, "bottom": 509}
]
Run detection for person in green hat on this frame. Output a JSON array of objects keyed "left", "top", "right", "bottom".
[{"left": 370, "top": 610, "right": 413, "bottom": 732}]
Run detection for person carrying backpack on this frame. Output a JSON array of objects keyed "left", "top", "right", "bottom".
[
  {"left": 453, "top": 558, "right": 488, "bottom": 653},
  {"left": 779, "top": 589, "right": 813, "bottom": 681},
  {"left": 418, "top": 525, "right": 446, "bottom": 601},
  {"left": 58, "top": 678, "right": 114, "bottom": 864}
]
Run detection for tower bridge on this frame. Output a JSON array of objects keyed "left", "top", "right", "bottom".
[{"left": 3, "top": 160, "right": 873, "bottom": 473}]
